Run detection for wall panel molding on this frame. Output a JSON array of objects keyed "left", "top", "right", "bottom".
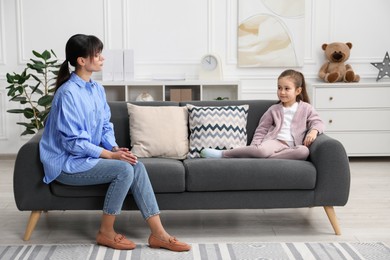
[
  {"left": 122, "top": 0, "right": 128, "bottom": 48},
  {"left": 226, "top": 0, "right": 236, "bottom": 65},
  {"left": 328, "top": 0, "right": 388, "bottom": 64},
  {"left": 125, "top": 0, "right": 210, "bottom": 65},
  {"left": 16, "top": 0, "right": 108, "bottom": 64},
  {"left": 16, "top": 0, "right": 26, "bottom": 64},
  {"left": 0, "top": 90, "right": 6, "bottom": 139},
  {"left": 304, "top": 0, "right": 315, "bottom": 65},
  {"left": 0, "top": 0, "right": 6, "bottom": 65},
  {"left": 206, "top": 0, "right": 213, "bottom": 52},
  {"left": 103, "top": 0, "right": 111, "bottom": 49}
]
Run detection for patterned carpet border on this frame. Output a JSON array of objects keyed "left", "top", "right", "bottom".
[{"left": 1, "top": 242, "right": 389, "bottom": 260}]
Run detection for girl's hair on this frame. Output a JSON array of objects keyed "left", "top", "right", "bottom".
[
  {"left": 278, "top": 69, "right": 310, "bottom": 103},
  {"left": 55, "top": 34, "right": 103, "bottom": 92}
]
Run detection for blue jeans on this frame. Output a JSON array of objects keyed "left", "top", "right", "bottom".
[{"left": 56, "top": 159, "right": 160, "bottom": 219}]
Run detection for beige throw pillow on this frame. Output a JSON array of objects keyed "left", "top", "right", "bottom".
[{"left": 127, "top": 104, "right": 189, "bottom": 159}]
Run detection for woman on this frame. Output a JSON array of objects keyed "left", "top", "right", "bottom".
[{"left": 39, "top": 34, "right": 190, "bottom": 251}]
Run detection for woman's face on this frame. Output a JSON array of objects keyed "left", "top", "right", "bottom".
[{"left": 83, "top": 52, "right": 104, "bottom": 73}]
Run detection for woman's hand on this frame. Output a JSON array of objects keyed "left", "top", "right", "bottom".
[
  {"left": 304, "top": 129, "right": 318, "bottom": 147},
  {"left": 113, "top": 147, "right": 138, "bottom": 165},
  {"left": 101, "top": 147, "right": 138, "bottom": 165}
]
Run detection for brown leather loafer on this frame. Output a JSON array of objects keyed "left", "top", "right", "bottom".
[
  {"left": 96, "top": 232, "right": 136, "bottom": 250},
  {"left": 148, "top": 234, "right": 191, "bottom": 252}
]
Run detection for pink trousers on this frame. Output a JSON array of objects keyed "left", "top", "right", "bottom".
[{"left": 223, "top": 139, "right": 309, "bottom": 160}]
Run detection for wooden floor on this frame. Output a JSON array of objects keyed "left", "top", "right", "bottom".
[{"left": 1, "top": 157, "right": 389, "bottom": 246}]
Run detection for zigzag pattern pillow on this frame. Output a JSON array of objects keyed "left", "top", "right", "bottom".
[{"left": 187, "top": 104, "right": 249, "bottom": 158}]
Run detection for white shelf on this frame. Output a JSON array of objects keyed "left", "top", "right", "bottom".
[{"left": 99, "top": 80, "right": 240, "bottom": 102}]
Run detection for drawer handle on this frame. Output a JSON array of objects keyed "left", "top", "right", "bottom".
[
  {"left": 329, "top": 96, "right": 333, "bottom": 101},
  {"left": 329, "top": 119, "right": 333, "bottom": 124}
]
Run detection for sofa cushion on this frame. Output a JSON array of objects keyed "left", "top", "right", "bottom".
[
  {"left": 183, "top": 158, "right": 316, "bottom": 191},
  {"left": 127, "top": 103, "right": 189, "bottom": 159},
  {"left": 187, "top": 104, "right": 249, "bottom": 158},
  {"left": 108, "top": 101, "right": 179, "bottom": 148},
  {"left": 180, "top": 100, "right": 277, "bottom": 145},
  {"left": 50, "top": 158, "right": 186, "bottom": 197},
  {"left": 141, "top": 158, "right": 186, "bottom": 193}
]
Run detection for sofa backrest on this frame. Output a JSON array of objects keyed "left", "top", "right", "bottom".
[{"left": 108, "top": 100, "right": 277, "bottom": 148}]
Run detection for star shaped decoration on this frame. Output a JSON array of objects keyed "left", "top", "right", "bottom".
[{"left": 371, "top": 52, "right": 390, "bottom": 81}]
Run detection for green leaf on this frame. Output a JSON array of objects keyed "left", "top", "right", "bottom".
[
  {"left": 46, "top": 60, "right": 58, "bottom": 65},
  {"left": 30, "top": 83, "right": 41, "bottom": 94},
  {"left": 7, "top": 109, "right": 25, "bottom": 114},
  {"left": 23, "top": 108, "right": 35, "bottom": 119},
  {"left": 16, "top": 86, "right": 24, "bottom": 94},
  {"left": 51, "top": 49, "right": 57, "bottom": 58},
  {"left": 17, "top": 122, "right": 33, "bottom": 127},
  {"left": 38, "top": 95, "right": 53, "bottom": 106},
  {"left": 11, "top": 96, "right": 27, "bottom": 102},
  {"left": 21, "top": 128, "right": 36, "bottom": 136},
  {"left": 7, "top": 87, "right": 17, "bottom": 97},
  {"left": 32, "top": 50, "right": 43, "bottom": 59},
  {"left": 17, "top": 74, "right": 28, "bottom": 84},
  {"left": 29, "top": 59, "right": 44, "bottom": 65},
  {"left": 35, "top": 88, "right": 44, "bottom": 95},
  {"left": 28, "top": 62, "right": 45, "bottom": 71},
  {"left": 41, "top": 50, "right": 51, "bottom": 60},
  {"left": 21, "top": 69, "right": 27, "bottom": 77},
  {"left": 6, "top": 73, "right": 14, "bottom": 83},
  {"left": 30, "top": 74, "right": 43, "bottom": 84}
]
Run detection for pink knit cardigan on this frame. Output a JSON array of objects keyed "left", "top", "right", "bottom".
[{"left": 250, "top": 101, "right": 325, "bottom": 146}]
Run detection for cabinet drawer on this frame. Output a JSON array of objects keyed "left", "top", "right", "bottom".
[
  {"left": 313, "top": 87, "right": 390, "bottom": 109},
  {"left": 319, "top": 110, "right": 390, "bottom": 131},
  {"left": 326, "top": 132, "right": 390, "bottom": 156}
]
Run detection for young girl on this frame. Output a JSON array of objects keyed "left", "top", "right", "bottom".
[
  {"left": 39, "top": 34, "right": 190, "bottom": 251},
  {"left": 201, "top": 69, "right": 324, "bottom": 160}
]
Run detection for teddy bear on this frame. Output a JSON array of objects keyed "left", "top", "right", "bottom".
[{"left": 318, "top": 42, "right": 360, "bottom": 83}]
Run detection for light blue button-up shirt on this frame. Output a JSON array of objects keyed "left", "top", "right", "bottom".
[{"left": 39, "top": 73, "right": 117, "bottom": 184}]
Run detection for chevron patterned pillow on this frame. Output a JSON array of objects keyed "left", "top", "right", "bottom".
[{"left": 187, "top": 104, "right": 249, "bottom": 158}]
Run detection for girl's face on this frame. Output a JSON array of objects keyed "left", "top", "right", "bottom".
[{"left": 277, "top": 76, "right": 302, "bottom": 107}]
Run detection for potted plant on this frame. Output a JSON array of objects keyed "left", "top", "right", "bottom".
[{"left": 6, "top": 50, "right": 60, "bottom": 135}]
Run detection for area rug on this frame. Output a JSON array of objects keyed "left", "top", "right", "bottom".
[{"left": 1, "top": 242, "right": 389, "bottom": 260}]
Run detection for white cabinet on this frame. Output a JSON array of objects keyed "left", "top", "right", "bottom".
[
  {"left": 309, "top": 80, "right": 390, "bottom": 156},
  {"left": 99, "top": 80, "right": 240, "bottom": 102}
]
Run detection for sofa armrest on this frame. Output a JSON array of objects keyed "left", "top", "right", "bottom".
[
  {"left": 13, "top": 129, "right": 52, "bottom": 211},
  {"left": 309, "top": 134, "right": 350, "bottom": 206}
]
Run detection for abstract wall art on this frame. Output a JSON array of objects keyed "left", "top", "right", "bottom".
[{"left": 238, "top": 0, "right": 305, "bottom": 67}]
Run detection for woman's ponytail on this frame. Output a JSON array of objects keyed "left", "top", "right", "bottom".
[{"left": 55, "top": 60, "right": 71, "bottom": 92}]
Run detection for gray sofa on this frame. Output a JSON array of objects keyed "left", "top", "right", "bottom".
[{"left": 14, "top": 100, "right": 350, "bottom": 241}]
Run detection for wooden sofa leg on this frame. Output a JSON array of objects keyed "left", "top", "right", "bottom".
[
  {"left": 324, "top": 206, "right": 341, "bottom": 235},
  {"left": 23, "top": 211, "right": 42, "bottom": 241}
]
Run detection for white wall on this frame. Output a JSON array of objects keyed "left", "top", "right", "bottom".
[{"left": 0, "top": 0, "right": 389, "bottom": 154}]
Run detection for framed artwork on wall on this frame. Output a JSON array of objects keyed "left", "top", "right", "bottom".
[{"left": 238, "top": 0, "right": 305, "bottom": 67}]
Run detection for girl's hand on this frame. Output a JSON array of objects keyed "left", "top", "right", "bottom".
[{"left": 304, "top": 129, "right": 318, "bottom": 147}]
